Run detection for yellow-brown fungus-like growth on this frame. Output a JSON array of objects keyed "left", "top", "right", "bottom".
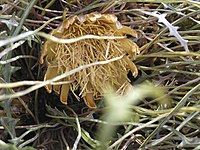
[{"left": 40, "top": 13, "right": 139, "bottom": 108}]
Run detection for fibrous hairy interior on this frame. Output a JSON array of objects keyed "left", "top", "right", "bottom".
[{"left": 40, "top": 13, "right": 139, "bottom": 108}]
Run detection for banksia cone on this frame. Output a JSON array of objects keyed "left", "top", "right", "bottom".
[{"left": 40, "top": 13, "right": 139, "bottom": 108}]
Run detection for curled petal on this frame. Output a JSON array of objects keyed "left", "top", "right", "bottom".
[
  {"left": 61, "top": 15, "right": 76, "bottom": 30},
  {"left": 84, "top": 93, "right": 96, "bottom": 108},
  {"left": 83, "top": 82, "right": 96, "bottom": 108},
  {"left": 53, "top": 84, "right": 61, "bottom": 94},
  {"left": 119, "top": 39, "right": 139, "bottom": 57},
  {"left": 124, "top": 56, "right": 138, "bottom": 77},
  {"left": 118, "top": 26, "right": 137, "bottom": 37},
  {"left": 100, "top": 14, "right": 118, "bottom": 24},
  {"left": 40, "top": 29, "right": 64, "bottom": 64},
  {"left": 40, "top": 41, "right": 57, "bottom": 64},
  {"left": 44, "top": 66, "right": 59, "bottom": 93},
  {"left": 60, "top": 83, "right": 70, "bottom": 105},
  {"left": 88, "top": 13, "right": 102, "bottom": 22}
]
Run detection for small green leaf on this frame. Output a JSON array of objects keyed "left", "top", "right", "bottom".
[{"left": 0, "top": 117, "right": 19, "bottom": 140}]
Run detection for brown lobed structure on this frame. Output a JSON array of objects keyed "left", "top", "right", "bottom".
[{"left": 40, "top": 13, "right": 139, "bottom": 108}]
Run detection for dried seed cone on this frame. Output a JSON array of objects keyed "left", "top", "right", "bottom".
[{"left": 40, "top": 13, "right": 139, "bottom": 108}]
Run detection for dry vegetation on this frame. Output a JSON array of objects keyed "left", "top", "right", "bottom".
[{"left": 0, "top": 0, "right": 200, "bottom": 150}]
